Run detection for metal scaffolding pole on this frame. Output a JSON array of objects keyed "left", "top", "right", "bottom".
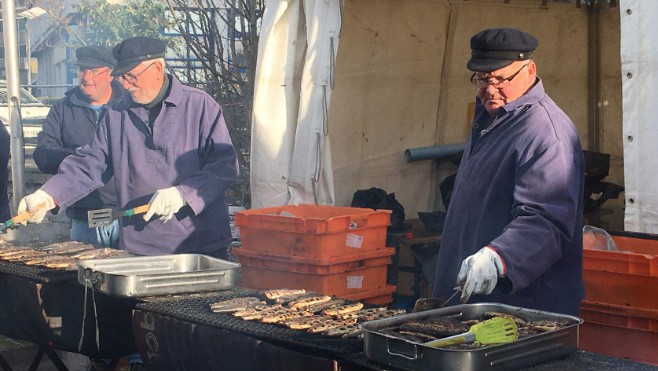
[{"left": 2, "top": 0, "right": 26, "bottom": 213}]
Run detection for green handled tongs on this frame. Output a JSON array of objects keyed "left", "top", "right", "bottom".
[{"left": 87, "top": 204, "right": 150, "bottom": 228}]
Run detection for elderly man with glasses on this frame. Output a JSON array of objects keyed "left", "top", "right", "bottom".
[
  {"left": 33, "top": 45, "right": 127, "bottom": 248},
  {"left": 431, "top": 28, "right": 585, "bottom": 316},
  {"left": 21, "top": 36, "right": 237, "bottom": 260}
]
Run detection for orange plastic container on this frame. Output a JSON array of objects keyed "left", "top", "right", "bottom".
[
  {"left": 583, "top": 232, "right": 658, "bottom": 309},
  {"left": 340, "top": 285, "right": 397, "bottom": 306},
  {"left": 233, "top": 247, "right": 394, "bottom": 274},
  {"left": 235, "top": 205, "right": 391, "bottom": 259},
  {"left": 580, "top": 300, "right": 658, "bottom": 365},
  {"left": 236, "top": 248, "right": 394, "bottom": 297}
]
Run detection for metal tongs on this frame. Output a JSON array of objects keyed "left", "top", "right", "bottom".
[{"left": 412, "top": 286, "right": 463, "bottom": 312}]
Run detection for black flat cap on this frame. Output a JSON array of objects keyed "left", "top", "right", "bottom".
[
  {"left": 467, "top": 28, "right": 538, "bottom": 72},
  {"left": 111, "top": 36, "right": 166, "bottom": 76},
  {"left": 75, "top": 46, "right": 116, "bottom": 69}
]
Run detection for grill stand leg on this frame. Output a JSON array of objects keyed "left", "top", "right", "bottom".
[{"left": 26, "top": 345, "right": 69, "bottom": 371}]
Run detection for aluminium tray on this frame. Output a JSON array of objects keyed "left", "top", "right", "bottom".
[
  {"left": 361, "top": 302, "right": 582, "bottom": 371},
  {"left": 77, "top": 254, "right": 241, "bottom": 298}
]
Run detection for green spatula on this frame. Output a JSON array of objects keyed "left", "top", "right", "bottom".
[{"left": 424, "top": 317, "right": 518, "bottom": 348}]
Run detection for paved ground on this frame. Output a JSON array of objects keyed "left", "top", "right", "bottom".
[
  {"left": 0, "top": 335, "right": 131, "bottom": 371},
  {"left": 0, "top": 335, "right": 90, "bottom": 370}
]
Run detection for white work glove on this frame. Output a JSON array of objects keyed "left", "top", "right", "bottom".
[
  {"left": 456, "top": 246, "right": 506, "bottom": 304},
  {"left": 17, "top": 190, "right": 57, "bottom": 224},
  {"left": 143, "top": 187, "right": 187, "bottom": 223}
]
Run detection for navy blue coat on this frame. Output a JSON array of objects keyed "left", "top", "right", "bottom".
[
  {"left": 0, "top": 125, "right": 9, "bottom": 221},
  {"left": 33, "top": 81, "right": 126, "bottom": 220},
  {"left": 42, "top": 75, "right": 238, "bottom": 255},
  {"left": 432, "top": 79, "right": 585, "bottom": 316}
]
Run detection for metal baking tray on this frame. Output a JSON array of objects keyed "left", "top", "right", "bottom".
[
  {"left": 361, "top": 303, "right": 582, "bottom": 371},
  {"left": 77, "top": 254, "right": 241, "bottom": 298}
]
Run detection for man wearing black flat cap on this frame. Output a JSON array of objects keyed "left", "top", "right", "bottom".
[
  {"left": 21, "top": 36, "right": 237, "bottom": 258},
  {"left": 432, "top": 28, "right": 585, "bottom": 316},
  {"left": 33, "top": 45, "right": 127, "bottom": 248}
]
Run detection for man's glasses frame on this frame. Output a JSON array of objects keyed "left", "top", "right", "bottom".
[
  {"left": 117, "top": 62, "right": 156, "bottom": 85},
  {"left": 77, "top": 67, "right": 109, "bottom": 78},
  {"left": 470, "top": 63, "right": 530, "bottom": 89}
]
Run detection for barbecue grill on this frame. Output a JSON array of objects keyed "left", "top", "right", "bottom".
[
  {"left": 0, "top": 254, "right": 138, "bottom": 370},
  {"left": 136, "top": 290, "right": 364, "bottom": 357},
  {"left": 3, "top": 246, "right": 657, "bottom": 370},
  {"left": 0, "top": 260, "right": 76, "bottom": 283}
]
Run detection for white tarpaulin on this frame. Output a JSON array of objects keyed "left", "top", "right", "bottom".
[
  {"left": 250, "top": 0, "right": 341, "bottom": 208},
  {"left": 620, "top": 0, "right": 658, "bottom": 232}
]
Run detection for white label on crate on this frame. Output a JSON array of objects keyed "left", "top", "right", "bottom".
[
  {"left": 346, "top": 233, "right": 364, "bottom": 248},
  {"left": 347, "top": 275, "right": 364, "bottom": 289}
]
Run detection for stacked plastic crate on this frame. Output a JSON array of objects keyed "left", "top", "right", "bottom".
[
  {"left": 233, "top": 205, "right": 396, "bottom": 305},
  {"left": 580, "top": 232, "right": 658, "bottom": 365}
]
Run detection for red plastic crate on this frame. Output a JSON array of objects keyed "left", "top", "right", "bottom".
[
  {"left": 583, "top": 233, "right": 658, "bottom": 309},
  {"left": 580, "top": 300, "right": 658, "bottom": 365},
  {"left": 235, "top": 205, "right": 390, "bottom": 259},
  {"left": 232, "top": 247, "right": 394, "bottom": 274},
  {"left": 339, "top": 285, "right": 397, "bottom": 306},
  {"left": 584, "top": 236, "right": 658, "bottom": 276},
  {"left": 236, "top": 248, "right": 394, "bottom": 297}
]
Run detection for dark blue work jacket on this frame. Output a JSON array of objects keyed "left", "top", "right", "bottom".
[
  {"left": 432, "top": 79, "right": 585, "bottom": 316},
  {"left": 33, "top": 81, "right": 126, "bottom": 220},
  {"left": 42, "top": 76, "right": 237, "bottom": 256}
]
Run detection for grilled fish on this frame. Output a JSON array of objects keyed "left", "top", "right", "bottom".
[
  {"left": 324, "top": 323, "right": 363, "bottom": 338},
  {"left": 73, "top": 248, "right": 131, "bottom": 260},
  {"left": 322, "top": 302, "right": 364, "bottom": 316},
  {"left": 307, "top": 318, "right": 357, "bottom": 334},
  {"left": 210, "top": 297, "right": 266, "bottom": 313},
  {"left": 261, "top": 289, "right": 307, "bottom": 301},
  {"left": 303, "top": 299, "right": 346, "bottom": 314},
  {"left": 336, "top": 307, "right": 387, "bottom": 320},
  {"left": 354, "top": 309, "right": 407, "bottom": 322},
  {"left": 288, "top": 295, "right": 332, "bottom": 310},
  {"left": 479, "top": 312, "right": 527, "bottom": 326},
  {"left": 399, "top": 317, "right": 470, "bottom": 338},
  {"left": 260, "top": 310, "right": 312, "bottom": 324}
]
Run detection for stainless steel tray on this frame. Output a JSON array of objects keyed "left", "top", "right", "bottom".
[
  {"left": 361, "top": 303, "right": 582, "bottom": 371},
  {"left": 77, "top": 254, "right": 241, "bottom": 298}
]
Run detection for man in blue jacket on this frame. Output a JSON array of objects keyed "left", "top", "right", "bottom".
[
  {"left": 19, "top": 36, "right": 237, "bottom": 260},
  {"left": 33, "top": 45, "right": 126, "bottom": 247},
  {"left": 432, "top": 28, "right": 585, "bottom": 316},
  {"left": 0, "top": 124, "right": 9, "bottom": 222}
]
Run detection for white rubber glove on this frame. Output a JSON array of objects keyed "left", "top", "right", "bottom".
[
  {"left": 456, "top": 246, "right": 506, "bottom": 304},
  {"left": 17, "top": 190, "right": 57, "bottom": 224},
  {"left": 143, "top": 187, "right": 187, "bottom": 223}
]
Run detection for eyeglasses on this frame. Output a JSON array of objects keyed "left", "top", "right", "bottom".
[
  {"left": 116, "top": 62, "right": 156, "bottom": 85},
  {"left": 470, "top": 63, "right": 529, "bottom": 89},
  {"left": 77, "top": 67, "right": 109, "bottom": 78}
]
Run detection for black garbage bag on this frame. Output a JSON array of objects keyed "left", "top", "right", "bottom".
[
  {"left": 417, "top": 211, "right": 447, "bottom": 233},
  {"left": 351, "top": 187, "right": 405, "bottom": 227}
]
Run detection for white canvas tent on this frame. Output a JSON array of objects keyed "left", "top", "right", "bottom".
[
  {"left": 619, "top": 0, "right": 658, "bottom": 232},
  {"left": 251, "top": 0, "right": 655, "bottom": 233},
  {"left": 250, "top": 0, "right": 341, "bottom": 208}
]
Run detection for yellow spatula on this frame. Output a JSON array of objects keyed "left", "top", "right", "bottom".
[{"left": 424, "top": 317, "right": 518, "bottom": 348}]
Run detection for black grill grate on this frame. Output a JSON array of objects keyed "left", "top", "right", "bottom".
[
  {"left": 0, "top": 260, "right": 78, "bottom": 283},
  {"left": 137, "top": 289, "right": 365, "bottom": 357}
]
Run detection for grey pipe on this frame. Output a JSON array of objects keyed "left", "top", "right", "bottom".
[
  {"left": 405, "top": 143, "right": 465, "bottom": 162},
  {"left": 2, "top": 0, "right": 26, "bottom": 213}
]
